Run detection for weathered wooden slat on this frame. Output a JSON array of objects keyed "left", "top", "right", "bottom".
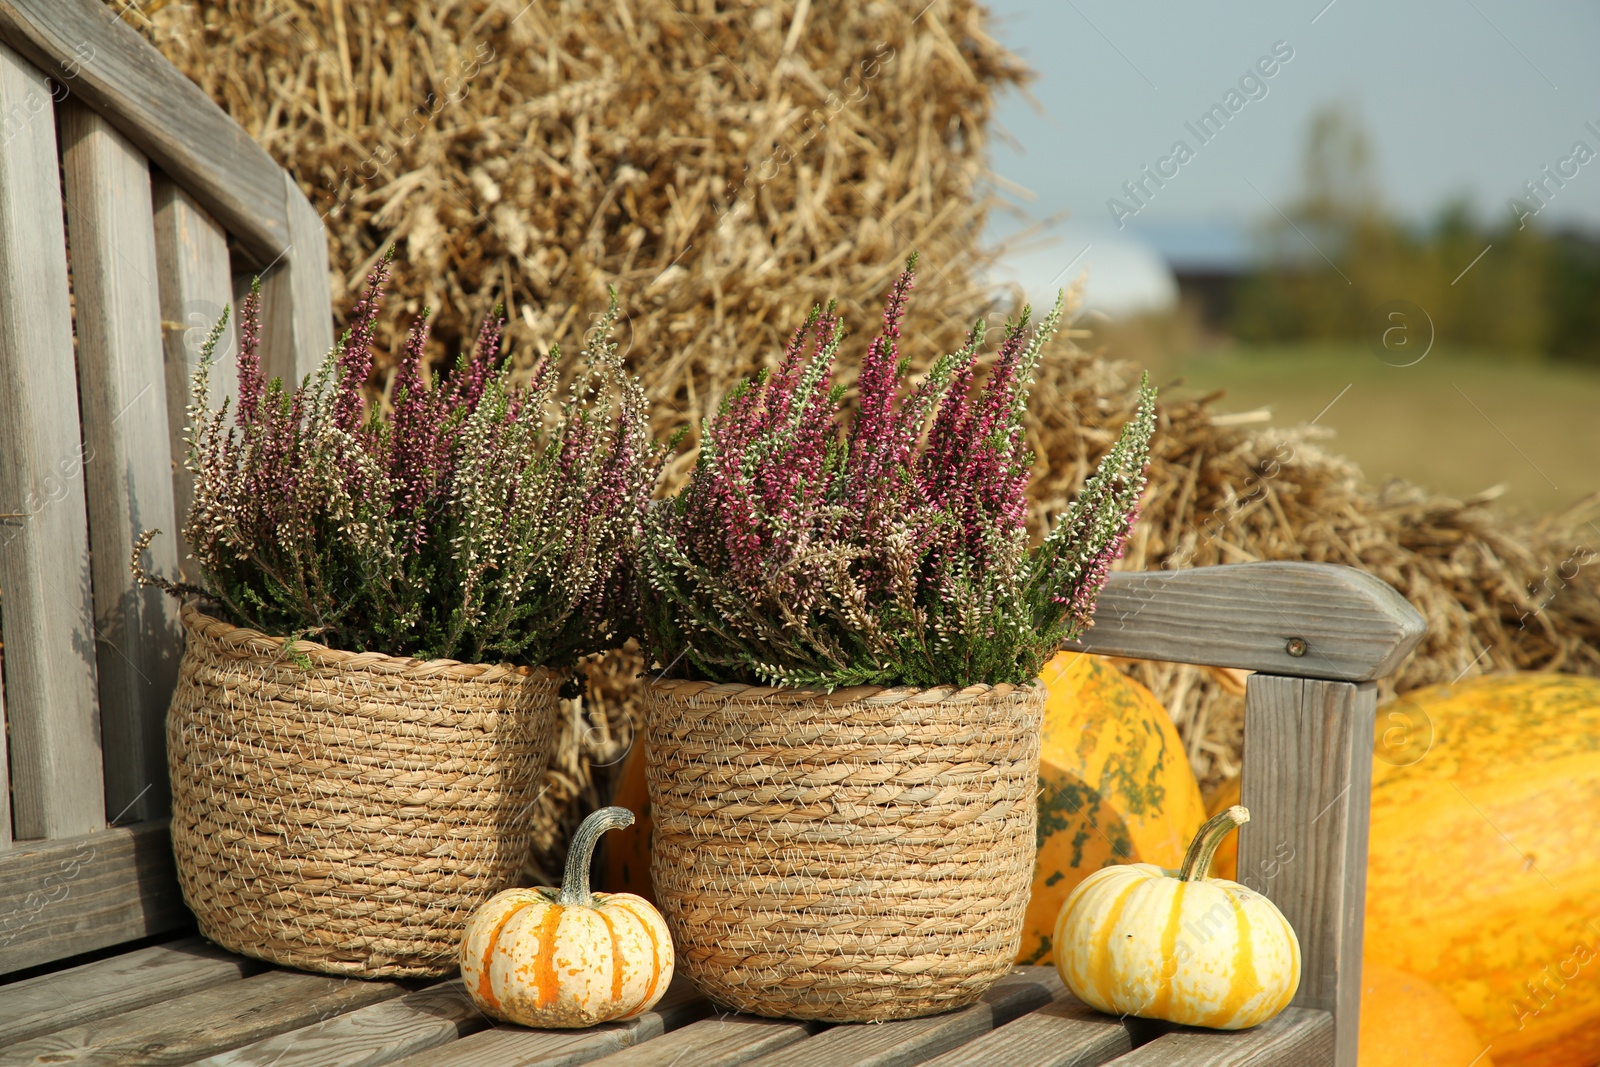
[
  {"left": 0, "top": 0, "right": 288, "bottom": 266},
  {"left": 917, "top": 993, "right": 1134, "bottom": 1067},
  {"left": 59, "top": 99, "right": 181, "bottom": 826},
  {"left": 0, "top": 969, "right": 409, "bottom": 1067},
  {"left": 1065, "top": 562, "right": 1425, "bottom": 682},
  {"left": 1239, "top": 677, "right": 1374, "bottom": 1067},
  {"left": 0, "top": 936, "right": 264, "bottom": 1045},
  {"left": 245, "top": 265, "right": 296, "bottom": 392},
  {"left": 152, "top": 176, "right": 236, "bottom": 579},
  {"left": 190, "top": 979, "right": 481, "bottom": 1067},
  {"left": 385, "top": 979, "right": 710, "bottom": 1067},
  {"left": 586, "top": 1014, "right": 817, "bottom": 1067},
  {"left": 237, "top": 178, "right": 333, "bottom": 392},
  {"left": 281, "top": 172, "right": 335, "bottom": 380},
  {"left": 0, "top": 667, "right": 9, "bottom": 847},
  {"left": 0, "top": 38, "right": 106, "bottom": 842},
  {"left": 0, "top": 822, "right": 188, "bottom": 975},
  {"left": 743, "top": 967, "right": 1063, "bottom": 1067},
  {"left": 1100, "top": 1006, "right": 1333, "bottom": 1066}
]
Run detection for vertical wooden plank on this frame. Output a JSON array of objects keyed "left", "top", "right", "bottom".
[
  {"left": 249, "top": 174, "right": 333, "bottom": 390},
  {"left": 59, "top": 101, "right": 181, "bottom": 825},
  {"left": 1238, "top": 675, "right": 1375, "bottom": 1067},
  {"left": 282, "top": 172, "right": 334, "bottom": 379},
  {"left": 0, "top": 663, "right": 10, "bottom": 847},
  {"left": 152, "top": 176, "right": 235, "bottom": 580},
  {"left": 0, "top": 41, "right": 106, "bottom": 840}
]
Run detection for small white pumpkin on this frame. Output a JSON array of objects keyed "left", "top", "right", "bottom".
[
  {"left": 460, "top": 806, "right": 673, "bottom": 1028},
  {"left": 1054, "top": 805, "right": 1301, "bottom": 1030}
]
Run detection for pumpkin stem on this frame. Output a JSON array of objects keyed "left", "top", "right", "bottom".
[
  {"left": 558, "top": 806, "right": 635, "bottom": 906},
  {"left": 1178, "top": 804, "right": 1249, "bottom": 882}
]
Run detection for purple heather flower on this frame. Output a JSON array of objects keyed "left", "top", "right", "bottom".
[
  {"left": 169, "top": 257, "right": 661, "bottom": 668},
  {"left": 640, "top": 258, "right": 1158, "bottom": 690}
]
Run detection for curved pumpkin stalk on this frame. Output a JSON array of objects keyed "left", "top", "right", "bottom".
[
  {"left": 558, "top": 806, "right": 635, "bottom": 905},
  {"left": 1178, "top": 805, "right": 1249, "bottom": 882}
]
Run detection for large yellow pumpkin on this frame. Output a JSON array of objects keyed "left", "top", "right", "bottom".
[
  {"left": 1054, "top": 806, "right": 1301, "bottom": 1029},
  {"left": 603, "top": 737, "right": 656, "bottom": 904},
  {"left": 1363, "top": 674, "right": 1600, "bottom": 1067},
  {"left": 461, "top": 807, "right": 673, "bottom": 1028},
  {"left": 1205, "top": 775, "right": 1241, "bottom": 880},
  {"left": 1020, "top": 652, "right": 1207, "bottom": 964},
  {"left": 1359, "top": 965, "right": 1493, "bottom": 1067}
]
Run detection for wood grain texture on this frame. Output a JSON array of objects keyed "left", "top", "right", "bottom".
[
  {"left": 917, "top": 994, "right": 1134, "bottom": 1067},
  {"left": 744, "top": 968, "right": 1063, "bottom": 1067},
  {"left": 1064, "top": 563, "right": 1426, "bottom": 682},
  {"left": 282, "top": 172, "right": 334, "bottom": 381},
  {"left": 586, "top": 1015, "right": 816, "bottom": 1067},
  {"left": 0, "top": 969, "right": 408, "bottom": 1067},
  {"left": 1099, "top": 1006, "right": 1333, "bottom": 1067},
  {"left": 0, "top": 0, "right": 288, "bottom": 265},
  {"left": 243, "top": 177, "right": 333, "bottom": 392},
  {"left": 0, "top": 665, "right": 9, "bottom": 846},
  {"left": 0, "top": 936, "right": 264, "bottom": 1045},
  {"left": 190, "top": 979, "right": 482, "bottom": 1067},
  {"left": 59, "top": 100, "right": 181, "bottom": 826},
  {"left": 152, "top": 177, "right": 236, "bottom": 580},
  {"left": 0, "top": 822, "right": 189, "bottom": 976},
  {"left": 386, "top": 979, "right": 710, "bottom": 1067},
  {"left": 0, "top": 39, "right": 106, "bottom": 842},
  {"left": 1238, "top": 676, "right": 1375, "bottom": 1067}
]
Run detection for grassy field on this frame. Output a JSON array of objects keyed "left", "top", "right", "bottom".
[{"left": 1136, "top": 342, "right": 1599, "bottom": 518}]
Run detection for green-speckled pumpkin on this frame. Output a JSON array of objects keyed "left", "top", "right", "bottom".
[{"left": 1019, "top": 652, "right": 1206, "bottom": 965}]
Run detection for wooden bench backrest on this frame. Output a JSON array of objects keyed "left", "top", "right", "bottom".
[
  {"left": 0, "top": 0, "right": 330, "bottom": 953},
  {"left": 1066, "top": 563, "right": 1426, "bottom": 1067}
]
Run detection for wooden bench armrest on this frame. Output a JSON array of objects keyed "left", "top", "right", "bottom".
[
  {"left": 1064, "top": 561, "right": 1426, "bottom": 682},
  {"left": 1065, "top": 561, "right": 1425, "bottom": 1067}
]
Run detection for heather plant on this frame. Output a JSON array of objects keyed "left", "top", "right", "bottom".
[
  {"left": 638, "top": 257, "right": 1157, "bottom": 689},
  {"left": 136, "top": 254, "right": 661, "bottom": 669}
]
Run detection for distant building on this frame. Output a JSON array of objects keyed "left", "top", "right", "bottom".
[
  {"left": 1136, "top": 222, "right": 1258, "bottom": 336},
  {"left": 986, "top": 223, "right": 1178, "bottom": 316}
]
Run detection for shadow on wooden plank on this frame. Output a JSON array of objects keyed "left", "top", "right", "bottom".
[
  {"left": 386, "top": 975, "right": 710, "bottom": 1067},
  {"left": 0, "top": 823, "right": 191, "bottom": 976},
  {"left": 1106, "top": 1006, "right": 1334, "bottom": 1067},
  {"left": 187, "top": 978, "right": 484, "bottom": 1067},
  {"left": 739, "top": 966, "right": 1064, "bottom": 1067},
  {"left": 919, "top": 990, "right": 1136, "bottom": 1067},
  {"left": 0, "top": 969, "right": 411, "bottom": 1067},
  {"left": 0, "top": 936, "right": 264, "bottom": 1045}
]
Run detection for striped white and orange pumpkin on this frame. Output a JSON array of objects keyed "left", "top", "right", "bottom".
[
  {"left": 460, "top": 807, "right": 673, "bottom": 1028},
  {"left": 1053, "top": 806, "right": 1300, "bottom": 1030}
]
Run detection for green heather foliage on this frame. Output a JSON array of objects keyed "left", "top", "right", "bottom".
[
  {"left": 639, "top": 259, "right": 1158, "bottom": 690},
  {"left": 137, "top": 256, "right": 661, "bottom": 668}
]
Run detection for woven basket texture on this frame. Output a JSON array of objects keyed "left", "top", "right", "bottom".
[
  {"left": 645, "top": 677, "right": 1046, "bottom": 1022},
  {"left": 168, "top": 603, "right": 558, "bottom": 977}
]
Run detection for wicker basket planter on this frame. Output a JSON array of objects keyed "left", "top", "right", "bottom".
[
  {"left": 644, "top": 677, "right": 1046, "bottom": 1022},
  {"left": 167, "top": 603, "right": 558, "bottom": 978}
]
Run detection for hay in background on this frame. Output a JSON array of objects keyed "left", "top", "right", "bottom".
[{"left": 119, "top": 0, "right": 1598, "bottom": 824}]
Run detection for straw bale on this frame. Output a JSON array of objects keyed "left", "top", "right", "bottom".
[{"left": 118, "top": 0, "right": 1598, "bottom": 855}]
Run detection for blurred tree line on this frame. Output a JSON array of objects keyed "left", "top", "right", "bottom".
[{"left": 1231, "top": 106, "right": 1600, "bottom": 364}]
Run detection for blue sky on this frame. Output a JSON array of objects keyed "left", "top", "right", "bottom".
[{"left": 982, "top": 0, "right": 1600, "bottom": 309}]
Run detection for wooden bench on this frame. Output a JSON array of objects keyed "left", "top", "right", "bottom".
[{"left": 0, "top": 3, "right": 1426, "bottom": 1065}]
